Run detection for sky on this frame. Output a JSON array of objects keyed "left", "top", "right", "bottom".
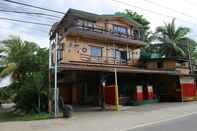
[{"left": 0, "top": 0, "right": 197, "bottom": 48}]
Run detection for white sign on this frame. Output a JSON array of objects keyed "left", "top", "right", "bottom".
[{"left": 180, "top": 77, "right": 195, "bottom": 84}]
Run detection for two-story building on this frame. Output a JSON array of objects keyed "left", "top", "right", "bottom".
[{"left": 49, "top": 9, "right": 196, "bottom": 113}]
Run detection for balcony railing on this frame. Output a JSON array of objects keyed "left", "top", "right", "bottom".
[
  {"left": 80, "top": 54, "right": 128, "bottom": 65},
  {"left": 73, "top": 24, "right": 144, "bottom": 41}
]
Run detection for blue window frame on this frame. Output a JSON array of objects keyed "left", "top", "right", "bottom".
[
  {"left": 91, "top": 46, "right": 102, "bottom": 57},
  {"left": 113, "top": 25, "right": 128, "bottom": 34}
]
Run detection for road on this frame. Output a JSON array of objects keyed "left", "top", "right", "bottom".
[
  {"left": 1, "top": 102, "right": 197, "bottom": 131},
  {"left": 129, "top": 113, "right": 197, "bottom": 131}
]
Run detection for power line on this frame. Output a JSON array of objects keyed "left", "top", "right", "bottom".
[
  {"left": 0, "top": 0, "right": 64, "bottom": 14},
  {"left": 0, "top": 9, "right": 60, "bottom": 21},
  {"left": 0, "top": 25, "right": 49, "bottom": 34},
  {"left": 0, "top": 17, "right": 52, "bottom": 26},
  {"left": 0, "top": 9, "right": 62, "bottom": 18},
  {"left": 143, "top": 0, "right": 197, "bottom": 21},
  {"left": 112, "top": 0, "right": 197, "bottom": 26}
]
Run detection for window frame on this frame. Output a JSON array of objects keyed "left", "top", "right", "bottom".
[
  {"left": 113, "top": 24, "right": 128, "bottom": 34},
  {"left": 77, "top": 19, "right": 95, "bottom": 28},
  {"left": 90, "top": 46, "right": 102, "bottom": 57}
]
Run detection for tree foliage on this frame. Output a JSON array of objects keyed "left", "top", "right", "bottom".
[
  {"left": 155, "top": 19, "right": 197, "bottom": 58},
  {"left": 115, "top": 9, "right": 150, "bottom": 31},
  {"left": 0, "top": 36, "right": 49, "bottom": 113},
  {"left": 115, "top": 9, "right": 156, "bottom": 58}
]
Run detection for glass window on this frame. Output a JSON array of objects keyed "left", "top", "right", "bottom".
[
  {"left": 91, "top": 46, "right": 102, "bottom": 57},
  {"left": 133, "top": 29, "right": 139, "bottom": 40},
  {"left": 57, "top": 49, "right": 63, "bottom": 61},
  {"left": 113, "top": 25, "right": 127, "bottom": 34},
  {"left": 111, "top": 49, "right": 121, "bottom": 59},
  {"left": 77, "top": 19, "right": 95, "bottom": 28}
]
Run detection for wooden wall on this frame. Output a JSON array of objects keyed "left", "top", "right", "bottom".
[{"left": 61, "top": 37, "right": 141, "bottom": 65}]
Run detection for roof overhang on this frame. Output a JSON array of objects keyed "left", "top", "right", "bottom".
[{"left": 59, "top": 62, "right": 178, "bottom": 75}]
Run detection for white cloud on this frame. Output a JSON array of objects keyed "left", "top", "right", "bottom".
[{"left": 0, "top": 0, "right": 197, "bottom": 48}]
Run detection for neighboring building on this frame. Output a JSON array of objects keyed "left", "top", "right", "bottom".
[
  {"left": 49, "top": 9, "right": 196, "bottom": 113},
  {"left": 0, "top": 53, "right": 13, "bottom": 88},
  {"left": 0, "top": 53, "right": 6, "bottom": 68}
]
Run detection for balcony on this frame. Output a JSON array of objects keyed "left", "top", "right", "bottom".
[
  {"left": 65, "top": 25, "right": 145, "bottom": 48},
  {"left": 79, "top": 54, "right": 129, "bottom": 66}
]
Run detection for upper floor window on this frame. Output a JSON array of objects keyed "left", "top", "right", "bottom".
[
  {"left": 111, "top": 49, "right": 121, "bottom": 59},
  {"left": 91, "top": 46, "right": 102, "bottom": 57},
  {"left": 57, "top": 49, "right": 63, "bottom": 61},
  {"left": 176, "top": 62, "right": 189, "bottom": 68},
  {"left": 113, "top": 25, "right": 128, "bottom": 34},
  {"left": 133, "top": 29, "right": 139, "bottom": 40},
  {"left": 77, "top": 19, "right": 95, "bottom": 28}
]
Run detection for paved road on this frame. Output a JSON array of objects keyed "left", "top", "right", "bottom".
[
  {"left": 129, "top": 113, "right": 197, "bottom": 131},
  {"left": 1, "top": 102, "right": 197, "bottom": 131}
]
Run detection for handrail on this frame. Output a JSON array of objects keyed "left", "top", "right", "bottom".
[
  {"left": 74, "top": 25, "right": 144, "bottom": 41},
  {"left": 80, "top": 53, "right": 128, "bottom": 65}
]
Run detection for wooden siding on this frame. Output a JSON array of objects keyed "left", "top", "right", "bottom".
[
  {"left": 144, "top": 60, "right": 190, "bottom": 75},
  {"left": 59, "top": 36, "right": 141, "bottom": 66}
]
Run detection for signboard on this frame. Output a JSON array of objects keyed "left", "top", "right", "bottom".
[{"left": 180, "top": 77, "right": 194, "bottom": 84}]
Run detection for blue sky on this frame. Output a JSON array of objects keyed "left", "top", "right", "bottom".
[{"left": 0, "top": 0, "right": 197, "bottom": 47}]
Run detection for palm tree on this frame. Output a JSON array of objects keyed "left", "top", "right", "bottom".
[
  {"left": 0, "top": 36, "right": 38, "bottom": 80},
  {"left": 0, "top": 49, "right": 16, "bottom": 79},
  {"left": 155, "top": 19, "right": 195, "bottom": 58}
]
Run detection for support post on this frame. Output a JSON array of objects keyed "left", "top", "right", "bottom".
[
  {"left": 54, "top": 33, "right": 59, "bottom": 117},
  {"left": 114, "top": 68, "right": 119, "bottom": 111},
  {"left": 181, "top": 77, "right": 184, "bottom": 103}
]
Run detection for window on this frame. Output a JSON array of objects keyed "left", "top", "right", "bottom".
[
  {"left": 77, "top": 19, "right": 95, "bottom": 28},
  {"left": 127, "top": 51, "right": 132, "bottom": 60},
  {"left": 57, "top": 49, "right": 63, "bottom": 61},
  {"left": 111, "top": 49, "right": 121, "bottom": 59},
  {"left": 133, "top": 29, "right": 139, "bottom": 40},
  {"left": 91, "top": 46, "right": 102, "bottom": 57},
  {"left": 113, "top": 25, "right": 128, "bottom": 34}
]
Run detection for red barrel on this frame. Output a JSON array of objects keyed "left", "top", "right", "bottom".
[
  {"left": 136, "top": 85, "right": 143, "bottom": 102},
  {"left": 147, "top": 85, "right": 154, "bottom": 100}
]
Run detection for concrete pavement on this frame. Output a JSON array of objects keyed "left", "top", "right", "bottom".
[{"left": 1, "top": 102, "right": 197, "bottom": 131}]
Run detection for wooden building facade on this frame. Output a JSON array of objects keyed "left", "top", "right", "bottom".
[{"left": 49, "top": 9, "right": 196, "bottom": 114}]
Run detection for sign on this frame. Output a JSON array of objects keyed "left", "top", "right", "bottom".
[{"left": 180, "top": 77, "right": 194, "bottom": 84}]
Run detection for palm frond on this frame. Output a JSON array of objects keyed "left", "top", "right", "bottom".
[
  {"left": 154, "top": 19, "right": 194, "bottom": 58},
  {"left": 0, "top": 63, "right": 17, "bottom": 78}
]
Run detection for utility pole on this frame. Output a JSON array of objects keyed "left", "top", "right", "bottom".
[
  {"left": 54, "top": 32, "right": 59, "bottom": 117},
  {"left": 114, "top": 68, "right": 119, "bottom": 111}
]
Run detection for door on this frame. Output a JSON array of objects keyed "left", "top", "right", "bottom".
[{"left": 120, "top": 51, "right": 127, "bottom": 64}]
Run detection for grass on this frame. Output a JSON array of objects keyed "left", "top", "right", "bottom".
[{"left": 0, "top": 111, "right": 51, "bottom": 122}]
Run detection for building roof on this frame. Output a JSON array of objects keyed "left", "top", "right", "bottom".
[{"left": 50, "top": 8, "right": 143, "bottom": 37}]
